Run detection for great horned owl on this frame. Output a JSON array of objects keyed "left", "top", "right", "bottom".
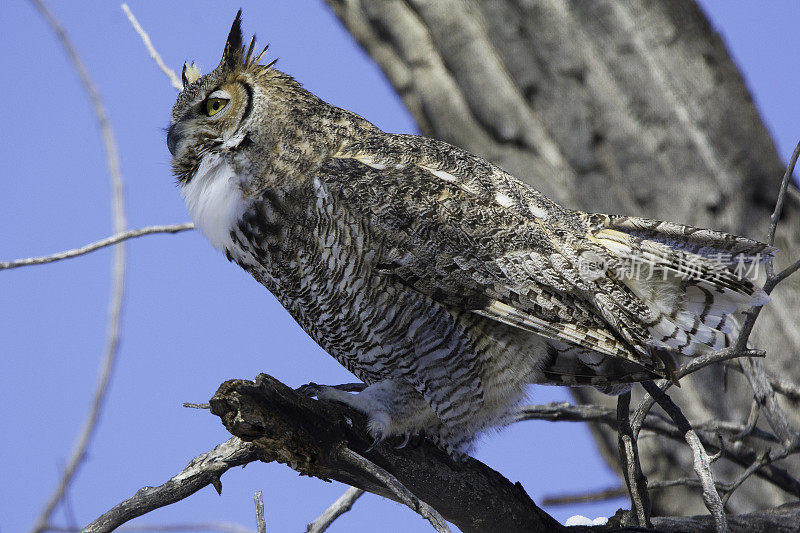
[{"left": 167, "top": 13, "right": 771, "bottom": 454}]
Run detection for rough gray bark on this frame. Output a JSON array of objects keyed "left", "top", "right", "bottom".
[{"left": 323, "top": 0, "right": 800, "bottom": 516}]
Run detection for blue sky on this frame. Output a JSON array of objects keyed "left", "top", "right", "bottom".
[{"left": 1, "top": 2, "right": 798, "bottom": 532}]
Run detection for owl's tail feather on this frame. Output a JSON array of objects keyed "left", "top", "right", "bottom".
[
  {"left": 599, "top": 214, "right": 777, "bottom": 262},
  {"left": 589, "top": 217, "right": 771, "bottom": 358}
]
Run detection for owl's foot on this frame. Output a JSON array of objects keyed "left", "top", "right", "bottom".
[
  {"left": 296, "top": 381, "right": 325, "bottom": 397},
  {"left": 298, "top": 380, "right": 436, "bottom": 449}
]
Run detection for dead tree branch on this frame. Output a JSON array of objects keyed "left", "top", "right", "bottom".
[
  {"left": 616, "top": 391, "right": 651, "bottom": 527},
  {"left": 306, "top": 486, "right": 365, "bottom": 533},
  {"left": 641, "top": 382, "right": 728, "bottom": 532},
  {"left": 83, "top": 438, "right": 259, "bottom": 533},
  {"left": 253, "top": 490, "right": 265, "bottom": 533}
]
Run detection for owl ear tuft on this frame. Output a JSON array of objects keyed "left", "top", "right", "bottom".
[
  {"left": 181, "top": 62, "right": 202, "bottom": 88},
  {"left": 220, "top": 9, "right": 244, "bottom": 70}
]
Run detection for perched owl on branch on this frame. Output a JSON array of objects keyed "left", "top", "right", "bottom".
[{"left": 167, "top": 13, "right": 771, "bottom": 454}]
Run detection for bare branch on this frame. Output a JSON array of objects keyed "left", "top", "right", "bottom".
[
  {"left": 766, "top": 139, "right": 800, "bottom": 276},
  {"left": 338, "top": 447, "right": 450, "bottom": 533},
  {"left": 642, "top": 382, "right": 728, "bottom": 533},
  {"left": 720, "top": 451, "right": 770, "bottom": 507},
  {"left": 542, "top": 486, "right": 626, "bottom": 506},
  {"left": 83, "top": 438, "right": 258, "bottom": 533},
  {"left": 120, "top": 3, "right": 182, "bottom": 90},
  {"left": 616, "top": 391, "right": 651, "bottom": 528},
  {"left": 768, "top": 375, "right": 800, "bottom": 402},
  {"left": 738, "top": 357, "right": 797, "bottom": 448},
  {"left": 772, "top": 256, "right": 800, "bottom": 287},
  {"left": 731, "top": 400, "right": 760, "bottom": 442},
  {"left": 0, "top": 224, "right": 194, "bottom": 271},
  {"left": 27, "top": 1, "right": 129, "bottom": 531},
  {"left": 306, "top": 486, "right": 364, "bottom": 533},
  {"left": 543, "top": 478, "right": 730, "bottom": 507},
  {"left": 724, "top": 362, "right": 800, "bottom": 402},
  {"left": 253, "top": 491, "right": 266, "bottom": 533}
]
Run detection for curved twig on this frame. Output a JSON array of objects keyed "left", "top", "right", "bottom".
[{"left": 27, "top": 1, "right": 128, "bottom": 531}]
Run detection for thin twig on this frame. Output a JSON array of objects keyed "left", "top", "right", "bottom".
[
  {"left": 337, "top": 446, "right": 450, "bottom": 533},
  {"left": 731, "top": 401, "right": 760, "bottom": 441},
  {"left": 515, "top": 401, "right": 779, "bottom": 446},
  {"left": 28, "top": 2, "right": 128, "bottom": 532},
  {"left": 254, "top": 491, "right": 266, "bottom": 533},
  {"left": 631, "top": 346, "right": 765, "bottom": 440},
  {"left": 738, "top": 357, "right": 797, "bottom": 448},
  {"left": 766, "top": 139, "right": 800, "bottom": 277},
  {"left": 542, "top": 477, "right": 735, "bottom": 506},
  {"left": 121, "top": 3, "right": 182, "bottom": 90},
  {"left": 642, "top": 381, "right": 729, "bottom": 533},
  {"left": 772, "top": 257, "right": 800, "bottom": 287},
  {"left": 734, "top": 140, "right": 800, "bottom": 351},
  {"left": 1, "top": 223, "right": 194, "bottom": 271},
  {"left": 724, "top": 362, "right": 800, "bottom": 402},
  {"left": 720, "top": 451, "right": 769, "bottom": 507},
  {"left": 616, "top": 391, "right": 651, "bottom": 528},
  {"left": 542, "top": 486, "right": 626, "bottom": 506},
  {"left": 306, "top": 486, "right": 365, "bottom": 533}
]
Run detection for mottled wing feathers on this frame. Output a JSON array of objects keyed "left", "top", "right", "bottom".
[
  {"left": 325, "top": 135, "right": 771, "bottom": 383},
  {"left": 588, "top": 213, "right": 776, "bottom": 261},
  {"left": 324, "top": 147, "right": 666, "bottom": 375}
]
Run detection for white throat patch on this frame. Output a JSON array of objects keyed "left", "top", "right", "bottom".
[{"left": 180, "top": 154, "right": 250, "bottom": 252}]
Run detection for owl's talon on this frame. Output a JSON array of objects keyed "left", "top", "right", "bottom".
[
  {"left": 296, "top": 382, "right": 322, "bottom": 397},
  {"left": 364, "top": 434, "right": 383, "bottom": 453},
  {"left": 395, "top": 432, "right": 412, "bottom": 449}
]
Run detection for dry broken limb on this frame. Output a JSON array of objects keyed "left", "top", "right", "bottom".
[
  {"left": 641, "top": 382, "right": 728, "bottom": 532},
  {"left": 616, "top": 391, "right": 652, "bottom": 527},
  {"left": 306, "top": 486, "right": 365, "bottom": 533},
  {"left": 253, "top": 490, "right": 266, "bottom": 533}
]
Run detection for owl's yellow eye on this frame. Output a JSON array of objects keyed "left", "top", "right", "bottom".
[{"left": 205, "top": 97, "right": 229, "bottom": 116}]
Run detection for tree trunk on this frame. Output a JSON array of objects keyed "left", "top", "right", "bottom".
[{"left": 324, "top": 0, "right": 800, "bottom": 516}]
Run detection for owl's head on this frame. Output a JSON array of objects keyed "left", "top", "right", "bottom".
[{"left": 167, "top": 11, "right": 288, "bottom": 182}]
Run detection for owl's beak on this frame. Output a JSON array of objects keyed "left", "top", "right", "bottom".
[{"left": 167, "top": 123, "right": 182, "bottom": 157}]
